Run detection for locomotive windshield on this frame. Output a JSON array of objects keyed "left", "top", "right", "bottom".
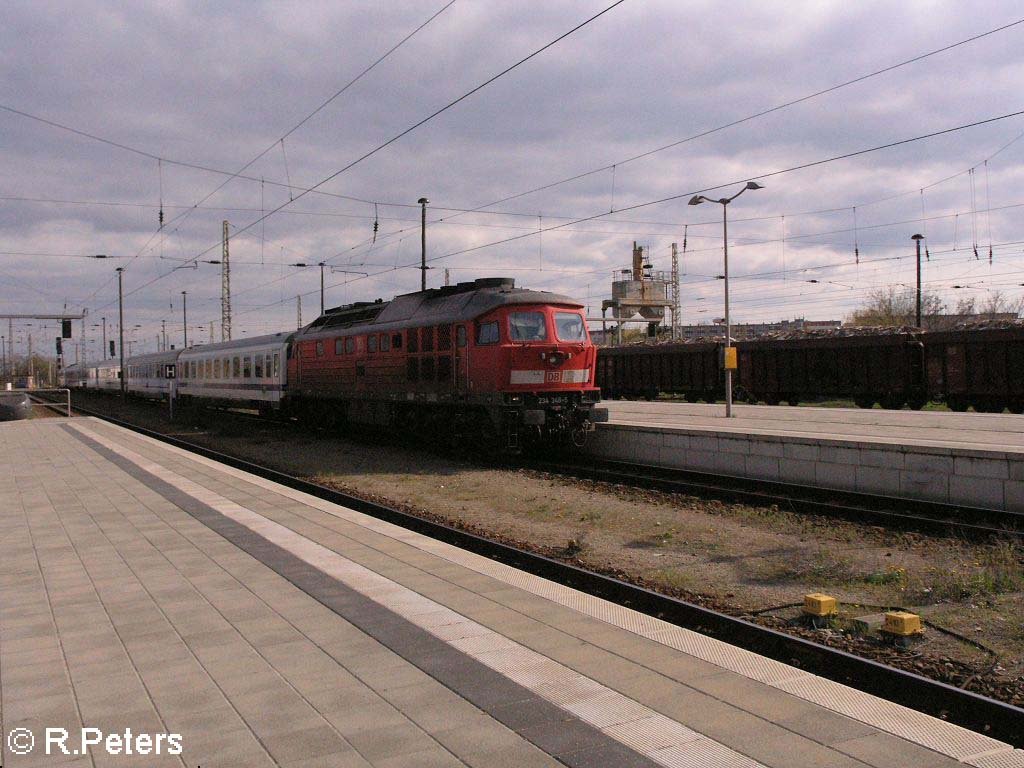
[
  {"left": 554, "top": 312, "right": 585, "bottom": 341},
  {"left": 509, "top": 311, "right": 547, "bottom": 342}
]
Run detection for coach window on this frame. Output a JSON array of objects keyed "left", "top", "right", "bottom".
[
  {"left": 457, "top": 325, "right": 467, "bottom": 348},
  {"left": 233, "top": 357, "right": 241, "bottom": 378},
  {"left": 380, "top": 333, "right": 390, "bottom": 352},
  {"left": 191, "top": 361, "right": 197, "bottom": 378},
  {"left": 254, "top": 355, "right": 263, "bottom": 379},
  {"left": 335, "top": 338, "right": 344, "bottom": 355},
  {"left": 272, "top": 353, "right": 280, "bottom": 377},
  {"left": 316, "top": 341, "right": 324, "bottom": 357},
  {"left": 476, "top": 320, "right": 499, "bottom": 345},
  {"left": 407, "top": 328, "right": 418, "bottom": 353},
  {"left": 367, "top": 335, "right": 378, "bottom": 353},
  {"left": 391, "top": 333, "right": 402, "bottom": 350},
  {"left": 214, "top": 359, "right": 221, "bottom": 379},
  {"left": 243, "top": 356, "right": 252, "bottom": 378},
  {"left": 264, "top": 354, "right": 271, "bottom": 378},
  {"left": 345, "top": 337, "right": 355, "bottom": 354}
]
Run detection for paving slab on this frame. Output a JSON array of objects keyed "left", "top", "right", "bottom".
[{"left": 0, "top": 417, "right": 1020, "bottom": 768}]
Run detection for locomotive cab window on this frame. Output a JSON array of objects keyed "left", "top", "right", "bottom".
[
  {"left": 345, "top": 337, "right": 355, "bottom": 354},
  {"left": 476, "top": 321, "right": 499, "bottom": 345},
  {"left": 380, "top": 333, "right": 390, "bottom": 352},
  {"left": 391, "top": 333, "right": 402, "bottom": 350},
  {"left": 315, "top": 341, "right": 324, "bottom": 357},
  {"left": 367, "top": 335, "right": 378, "bottom": 353},
  {"left": 456, "top": 325, "right": 467, "bottom": 348},
  {"left": 334, "top": 338, "right": 344, "bottom": 356},
  {"left": 554, "top": 312, "right": 586, "bottom": 342},
  {"left": 509, "top": 312, "right": 547, "bottom": 342}
]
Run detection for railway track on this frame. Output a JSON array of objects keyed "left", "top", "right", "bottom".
[
  {"left": 60, "top": 399, "right": 1024, "bottom": 745},
  {"left": 534, "top": 457, "right": 1024, "bottom": 541},
  {"left": 58, "top": 393, "right": 1024, "bottom": 539}
]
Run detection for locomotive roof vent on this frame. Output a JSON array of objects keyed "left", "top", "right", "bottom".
[{"left": 473, "top": 277, "right": 515, "bottom": 290}]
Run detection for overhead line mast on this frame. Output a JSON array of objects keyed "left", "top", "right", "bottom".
[{"left": 221, "top": 220, "right": 231, "bottom": 341}]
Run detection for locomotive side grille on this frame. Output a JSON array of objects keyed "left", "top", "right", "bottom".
[
  {"left": 438, "top": 356, "right": 452, "bottom": 382},
  {"left": 438, "top": 324, "right": 452, "bottom": 351}
]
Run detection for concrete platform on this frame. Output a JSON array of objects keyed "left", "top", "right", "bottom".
[
  {"left": 590, "top": 402, "right": 1024, "bottom": 512},
  {"left": 2, "top": 417, "right": 1022, "bottom": 768}
]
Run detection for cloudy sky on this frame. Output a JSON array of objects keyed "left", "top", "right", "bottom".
[{"left": 2, "top": 0, "right": 1023, "bottom": 356}]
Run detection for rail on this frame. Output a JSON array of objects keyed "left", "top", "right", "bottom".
[{"left": 533, "top": 457, "right": 1024, "bottom": 540}]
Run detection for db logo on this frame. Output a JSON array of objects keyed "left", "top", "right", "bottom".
[{"left": 545, "top": 371, "right": 561, "bottom": 383}]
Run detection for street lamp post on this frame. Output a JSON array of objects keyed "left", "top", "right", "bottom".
[
  {"left": 116, "top": 267, "right": 125, "bottom": 399},
  {"left": 688, "top": 181, "right": 764, "bottom": 418},
  {"left": 181, "top": 291, "right": 188, "bottom": 348},
  {"left": 911, "top": 234, "right": 924, "bottom": 328}
]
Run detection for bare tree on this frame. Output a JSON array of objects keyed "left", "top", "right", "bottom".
[
  {"left": 979, "top": 290, "right": 1024, "bottom": 318},
  {"left": 848, "top": 286, "right": 946, "bottom": 327}
]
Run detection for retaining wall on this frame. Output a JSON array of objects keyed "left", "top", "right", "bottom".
[{"left": 586, "top": 423, "right": 1024, "bottom": 512}]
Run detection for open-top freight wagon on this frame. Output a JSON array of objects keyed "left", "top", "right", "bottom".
[{"left": 596, "top": 323, "right": 1024, "bottom": 412}]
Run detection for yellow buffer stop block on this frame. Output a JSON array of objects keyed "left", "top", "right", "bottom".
[
  {"left": 803, "top": 593, "right": 837, "bottom": 617},
  {"left": 883, "top": 611, "right": 923, "bottom": 636}
]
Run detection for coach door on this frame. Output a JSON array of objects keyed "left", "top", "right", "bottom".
[{"left": 455, "top": 324, "right": 469, "bottom": 393}]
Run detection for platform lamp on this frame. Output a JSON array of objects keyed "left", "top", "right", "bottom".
[{"left": 688, "top": 181, "right": 764, "bottom": 418}]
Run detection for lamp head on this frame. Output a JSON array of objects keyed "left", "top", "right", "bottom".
[
  {"left": 745, "top": 181, "right": 764, "bottom": 190},
  {"left": 687, "top": 195, "right": 704, "bottom": 206},
  {"left": 911, "top": 233, "right": 924, "bottom": 240}
]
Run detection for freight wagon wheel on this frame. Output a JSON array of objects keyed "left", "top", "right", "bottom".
[
  {"left": 976, "top": 400, "right": 1005, "bottom": 414},
  {"left": 684, "top": 392, "right": 700, "bottom": 403},
  {"left": 853, "top": 397, "right": 875, "bottom": 409},
  {"left": 946, "top": 396, "right": 968, "bottom": 412},
  {"left": 786, "top": 396, "right": 800, "bottom": 407},
  {"left": 1010, "top": 400, "right": 1024, "bottom": 415},
  {"left": 764, "top": 395, "right": 781, "bottom": 406},
  {"left": 906, "top": 397, "right": 927, "bottom": 411},
  {"left": 879, "top": 394, "right": 903, "bottom": 410}
]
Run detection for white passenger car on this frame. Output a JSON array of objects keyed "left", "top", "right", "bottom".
[
  {"left": 90, "top": 358, "right": 122, "bottom": 391},
  {"left": 177, "top": 332, "right": 292, "bottom": 412},
  {"left": 124, "top": 350, "right": 181, "bottom": 399}
]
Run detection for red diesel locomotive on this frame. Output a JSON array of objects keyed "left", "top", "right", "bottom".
[{"left": 286, "top": 277, "right": 607, "bottom": 451}]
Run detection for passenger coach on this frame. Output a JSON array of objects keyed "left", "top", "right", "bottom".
[{"left": 177, "top": 332, "right": 292, "bottom": 414}]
